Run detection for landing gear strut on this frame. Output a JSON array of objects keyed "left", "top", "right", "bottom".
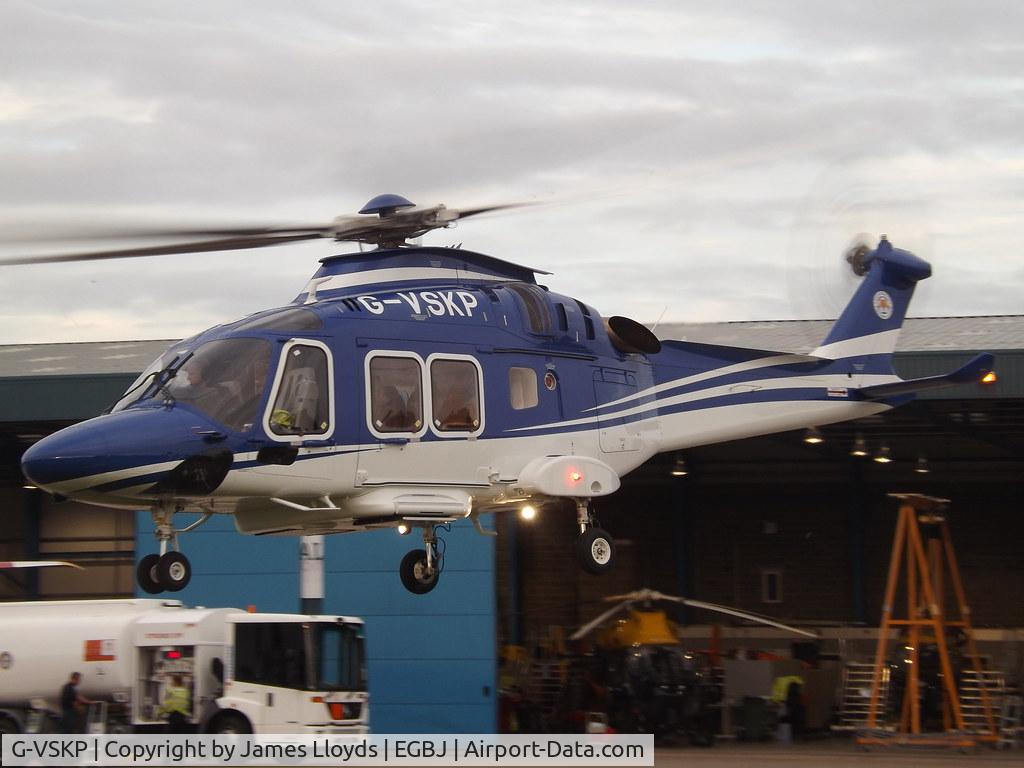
[
  {"left": 136, "top": 505, "right": 210, "bottom": 593},
  {"left": 575, "top": 500, "right": 615, "bottom": 575},
  {"left": 399, "top": 526, "right": 442, "bottom": 594}
]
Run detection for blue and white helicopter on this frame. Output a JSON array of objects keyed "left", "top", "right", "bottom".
[{"left": 13, "top": 195, "right": 993, "bottom": 594}]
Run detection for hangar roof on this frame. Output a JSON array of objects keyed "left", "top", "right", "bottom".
[
  {"left": 1, "top": 316, "right": 1022, "bottom": 378},
  {"left": 656, "top": 315, "right": 1024, "bottom": 354}
]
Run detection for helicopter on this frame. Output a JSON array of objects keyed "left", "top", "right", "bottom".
[
  {"left": 9, "top": 194, "right": 993, "bottom": 595},
  {"left": 565, "top": 589, "right": 817, "bottom": 743}
]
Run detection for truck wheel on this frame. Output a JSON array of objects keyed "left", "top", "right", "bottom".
[
  {"left": 157, "top": 551, "right": 191, "bottom": 592},
  {"left": 209, "top": 711, "right": 252, "bottom": 734},
  {"left": 399, "top": 549, "right": 439, "bottom": 594},
  {"left": 0, "top": 715, "right": 19, "bottom": 734},
  {"left": 137, "top": 554, "right": 162, "bottom": 594}
]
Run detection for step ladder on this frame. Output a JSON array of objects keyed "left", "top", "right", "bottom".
[
  {"left": 997, "top": 694, "right": 1022, "bottom": 750},
  {"left": 958, "top": 668, "right": 1003, "bottom": 734},
  {"left": 85, "top": 701, "right": 108, "bottom": 734},
  {"left": 835, "top": 661, "right": 890, "bottom": 730}
]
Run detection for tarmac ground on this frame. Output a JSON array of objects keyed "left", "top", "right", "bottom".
[{"left": 651, "top": 737, "right": 1020, "bottom": 767}]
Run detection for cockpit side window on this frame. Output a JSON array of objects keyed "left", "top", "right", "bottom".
[
  {"left": 367, "top": 355, "right": 424, "bottom": 435},
  {"left": 267, "top": 342, "right": 333, "bottom": 437}
]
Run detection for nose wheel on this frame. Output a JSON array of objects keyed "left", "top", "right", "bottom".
[
  {"left": 137, "top": 551, "right": 192, "bottom": 593},
  {"left": 136, "top": 505, "right": 208, "bottom": 594},
  {"left": 399, "top": 526, "right": 443, "bottom": 594}
]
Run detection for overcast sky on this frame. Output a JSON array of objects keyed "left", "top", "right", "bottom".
[{"left": 1, "top": 0, "right": 1022, "bottom": 345}]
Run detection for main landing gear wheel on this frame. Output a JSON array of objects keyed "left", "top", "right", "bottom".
[
  {"left": 400, "top": 549, "right": 440, "bottom": 594},
  {"left": 577, "top": 527, "right": 616, "bottom": 575},
  {"left": 156, "top": 551, "right": 192, "bottom": 592},
  {"left": 137, "top": 551, "right": 192, "bottom": 593},
  {"left": 137, "top": 554, "right": 163, "bottom": 594}
]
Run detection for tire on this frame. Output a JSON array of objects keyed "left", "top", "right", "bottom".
[
  {"left": 157, "top": 551, "right": 191, "bottom": 592},
  {"left": 399, "top": 549, "right": 440, "bottom": 594},
  {"left": 137, "top": 554, "right": 162, "bottom": 594},
  {"left": 0, "top": 715, "right": 19, "bottom": 734},
  {"left": 207, "top": 711, "right": 252, "bottom": 734},
  {"left": 577, "top": 527, "right": 615, "bottom": 575}
]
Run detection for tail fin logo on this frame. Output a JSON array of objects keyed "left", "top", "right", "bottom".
[{"left": 873, "top": 291, "right": 894, "bottom": 320}]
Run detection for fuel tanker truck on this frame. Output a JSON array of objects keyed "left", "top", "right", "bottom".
[{"left": 0, "top": 599, "right": 367, "bottom": 734}]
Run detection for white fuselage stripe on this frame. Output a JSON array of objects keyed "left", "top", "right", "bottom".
[
  {"left": 303, "top": 267, "right": 506, "bottom": 295},
  {"left": 508, "top": 372, "right": 899, "bottom": 433},
  {"left": 811, "top": 329, "right": 901, "bottom": 359},
  {"left": 583, "top": 353, "right": 819, "bottom": 413}
]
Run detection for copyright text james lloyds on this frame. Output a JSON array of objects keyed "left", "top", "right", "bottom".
[{"left": 1, "top": 734, "right": 654, "bottom": 766}]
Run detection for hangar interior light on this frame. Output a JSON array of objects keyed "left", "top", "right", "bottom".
[{"left": 803, "top": 427, "right": 824, "bottom": 445}]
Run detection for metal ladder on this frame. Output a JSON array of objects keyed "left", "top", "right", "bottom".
[
  {"left": 997, "top": 694, "right": 1022, "bottom": 750},
  {"left": 835, "top": 661, "right": 890, "bottom": 730},
  {"left": 85, "top": 701, "right": 108, "bottom": 734},
  {"left": 958, "top": 668, "right": 1003, "bottom": 734}
]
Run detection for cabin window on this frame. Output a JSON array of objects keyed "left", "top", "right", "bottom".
[
  {"left": 268, "top": 343, "right": 332, "bottom": 436},
  {"left": 430, "top": 358, "right": 482, "bottom": 432},
  {"left": 368, "top": 355, "right": 423, "bottom": 433},
  {"left": 556, "top": 303, "right": 569, "bottom": 332},
  {"left": 508, "top": 367, "right": 538, "bottom": 410}
]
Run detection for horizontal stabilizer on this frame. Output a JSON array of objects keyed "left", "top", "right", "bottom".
[{"left": 858, "top": 353, "right": 994, "bottom": 400}]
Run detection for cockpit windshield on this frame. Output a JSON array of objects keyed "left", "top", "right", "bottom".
[
  {"left": 110, "top": 348, "right": 179, "bottom": 413},
  {"left": 164, "top": 338, "right": 272, "bottom": 431}
]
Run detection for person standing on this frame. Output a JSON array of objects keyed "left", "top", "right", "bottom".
[
  {"left": 58, "top": 672, "right": 92, "bottom": 733},
  {"left": 159, "top": 675, "right": 192, "bottom": 733}
]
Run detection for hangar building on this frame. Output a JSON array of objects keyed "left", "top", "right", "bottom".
[{"left": 2, "top": 316, "right": 1022, "bottom": 731}]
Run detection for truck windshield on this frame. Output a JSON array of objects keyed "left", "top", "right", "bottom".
[
  {"left": 233, "top": 621, "right": 365, "bottom": 692},
  {"left": 165, "top": 338, "right": 272, "bottom": 431},
  {"left": 313, "top": 623, "right": 366, "bottom": 691}
]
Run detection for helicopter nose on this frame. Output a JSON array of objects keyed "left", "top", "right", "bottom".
[
  {"left": 22, "top": 408, "right": 233, "bottom": 498},
  {"left": 22, "top": 417, "right": 114, "bottom": 490}
]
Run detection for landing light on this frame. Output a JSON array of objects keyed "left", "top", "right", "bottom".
[
  {"left": 981, "top": 371, "right": 997, "bottom": 385},
  {"left": 520, "top": 505, "right": 537, "bottom": 521},
  {"left": 397, "top": 524, "right": 410, "bottom": 536}
]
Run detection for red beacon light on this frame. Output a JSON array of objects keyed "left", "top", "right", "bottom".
[
  {"left": 568, "top": 470, "right": 583, "bottom": 484},
  {"left": 164, "top": 649, "right": 182, "bottom": 660}
]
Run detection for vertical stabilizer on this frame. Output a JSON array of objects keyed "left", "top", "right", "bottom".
[{"left": 811, "top": 238, "right": 931, "bottom": 364}]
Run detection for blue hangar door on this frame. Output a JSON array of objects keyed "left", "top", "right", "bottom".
[{"left": 135, "top": 513, "right": 498, "bottom": 733}]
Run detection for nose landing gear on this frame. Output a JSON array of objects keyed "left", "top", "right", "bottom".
[{"left": 136, "top": 505, "right": 211, "bottom": 594}]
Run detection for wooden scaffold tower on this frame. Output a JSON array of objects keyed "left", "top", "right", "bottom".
[{"left": 857, "top": 494, "right": 998, "bottom": 749}]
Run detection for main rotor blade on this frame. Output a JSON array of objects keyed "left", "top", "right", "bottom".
[
  {"left": 600, "top": 589, "right": 818, "bottom": 638},
  {"left": 673, "top": 597, "right": 819, "bottom": 639},
  {"left": 569, "top": 599, "right": 634, "bottom": 642},
  {"left": 0, "top": 232, "right": 326, "bottom": 266},
  {"left": 0, "top": 560, "right": 84, "bottom": 570},
  {"left": 0, "top": 224, "right": 333, "bottom": 244},
  {"left": 455, "top": 202, "right": 536, "bottom": 219}
]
